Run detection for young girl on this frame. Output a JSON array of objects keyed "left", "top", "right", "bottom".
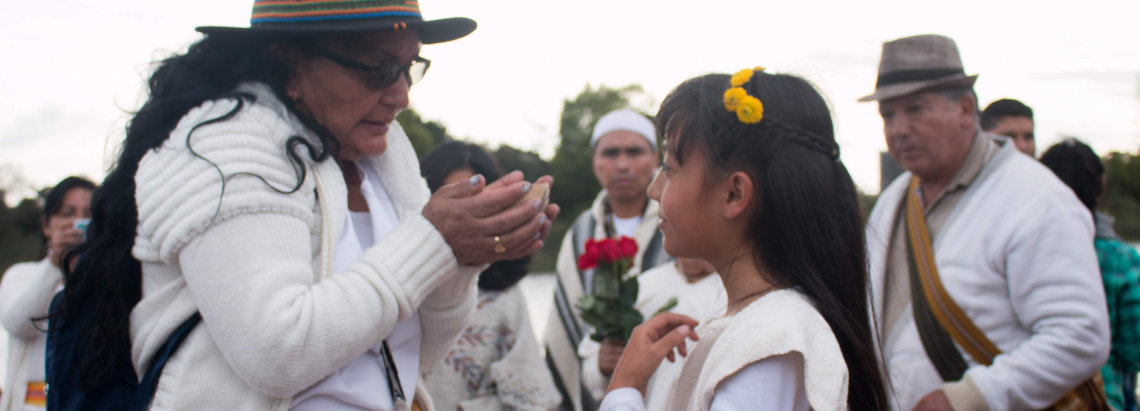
[{"left": 599, "top": 69, "right": 888, "bottom": 410}]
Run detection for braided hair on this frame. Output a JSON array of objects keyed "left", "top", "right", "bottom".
[{"left": 656, "top": 71, "right": 888, "bottom": 411}]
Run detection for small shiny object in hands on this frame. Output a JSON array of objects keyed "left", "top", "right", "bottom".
[{"left": 516, "top": 182, "right": 550, "bottom": 211}]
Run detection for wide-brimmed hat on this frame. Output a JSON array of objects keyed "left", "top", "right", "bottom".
[
  {"left": 197, "top": 0, "right": 476, "bottom": 45},
  {"left": 858, "top": 34, "right": 977, "bottom": 102}
]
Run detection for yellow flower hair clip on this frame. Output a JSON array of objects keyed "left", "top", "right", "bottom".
[
  {"left": 730, "top": 69, "right": 754, "bottom": 87},
  {"left": 723, "top": 67, "right": 765, "bottom": 124}
]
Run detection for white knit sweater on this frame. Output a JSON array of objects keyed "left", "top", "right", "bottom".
[
  {"left": 0, "top": 258, "right": 61, "bottom": 411},
  {"left": 129, "top": 82, "right": 481, "bottom": 411},
  {"left": 866, "top": 143, "right": 1110, "bottom": 411}
]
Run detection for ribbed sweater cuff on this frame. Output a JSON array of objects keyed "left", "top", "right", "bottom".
[
  {"left": 368, "top": 213, "right": 465, "bottom": 310},
  {"left": 421, "top": 264, "right": 481, "bottom": 310},
  {"left": 944, "top": 375, "right": 990, "bottom": 411}
]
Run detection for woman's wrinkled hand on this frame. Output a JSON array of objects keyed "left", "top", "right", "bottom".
[
  {"left": 422, "top": 171, "right": 560, "bottom": 266},
  {"left": 607, "top": 313, "right": 700, "bottom": 397}
]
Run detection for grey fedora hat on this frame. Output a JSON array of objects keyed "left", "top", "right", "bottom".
[{"left": 858, "top": 34, "right": 978, "bottom": 102}]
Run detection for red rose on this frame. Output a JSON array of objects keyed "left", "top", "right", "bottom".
[
  {"left": 597, "top": 238, "right": 621, "bottom": 262},
  {"left": 578, "top": 250, "right": 598, "bottom": 270},
  {"left": 579, "top": 238, "right": 600, "bottom": 270},
  {"left": 617, "top": 236, "right": 638, "bottom": 259},
  {"left": 584, "top": 238, "right": 599, "bottom": 257}
]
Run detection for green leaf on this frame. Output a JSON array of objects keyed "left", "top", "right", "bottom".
[
  {"left": 577, "top": 295, "right": 597, "bottom": 311},
  {"left": 579, "top": 310, "right": 606, "bottom": 327},
  {"left": 653, "top": 297, "right": 678, "bottom": 316},
  {"left": 619, "top": 276, "right": 639, "bottom": 306},
  {"left": 619, "top": 307, "right": 644, "bottom": 342}
]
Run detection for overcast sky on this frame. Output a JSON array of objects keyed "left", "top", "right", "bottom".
[{"left": 2, "top": 0, "right": 1138, "bottom": 200}]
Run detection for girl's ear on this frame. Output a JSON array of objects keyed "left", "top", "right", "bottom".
[{"left": 723, "top": 171, "right": 756, "bottom": 220}]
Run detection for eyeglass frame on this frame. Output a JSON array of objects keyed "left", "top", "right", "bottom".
[{"left": 298, "top": 43, "right": 431, "bottom": 90}]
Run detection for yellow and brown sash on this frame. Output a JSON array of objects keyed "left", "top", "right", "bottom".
[{"left": 904, "top": 177, "right": 1108, "bottom": 411}]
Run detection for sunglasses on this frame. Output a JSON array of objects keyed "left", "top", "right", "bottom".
[{"left": 301, "top": 43, "right": 431, "bottom": 90}]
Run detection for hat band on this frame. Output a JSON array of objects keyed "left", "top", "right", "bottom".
[
  {"left": 876, "top": 68, "right": 964, "bottom": 87},
  {"left": 251, "top": 0, "right": 421, "bottom": 24}
]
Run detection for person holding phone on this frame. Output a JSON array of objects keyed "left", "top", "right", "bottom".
[
  {"left": 51, "top": 1, "right": 560, "bottom": 410},
  {"left": 0, "top": 176, "right": 94, "bottom": 411}
]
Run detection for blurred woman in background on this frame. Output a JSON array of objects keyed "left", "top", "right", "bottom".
[
  {"left": 1041, "top": 138, "right": 1140, "bottom": 411},
  {"left": 0, "top": 176, "right": 94, "bottom": 411},
  {"left": 421, "top": 141, "right": 561, "bottom": 410}
]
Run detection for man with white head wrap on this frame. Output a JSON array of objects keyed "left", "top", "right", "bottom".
[{"left": 544, "top": 109, "right": 671, "bottom": 411}]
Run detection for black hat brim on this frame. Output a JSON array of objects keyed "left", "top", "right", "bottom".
[{"left": 196, "top": 16, "right": 476, "bottom": 45}]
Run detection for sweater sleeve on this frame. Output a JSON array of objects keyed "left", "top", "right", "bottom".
[
  {"left": 415, "top": 263, "right": 480, "bottom": 373},
  {"left": 967, "top": 192, "right": 1111, "bottom": 411},
  {"left": 0, "top": 261, "right": 61, "bottom": 341},
  {"left": 598, "top": 388, "right": 646, "bottom": 411},
  {"left": 133, "top": 98, "right": 318, "bottom": 264},
  {"left": 710, "top": 353, "right": 807, "bottom": 411},
  {"left": 178, "top": 209, "right": 472, "bottom": 398}
]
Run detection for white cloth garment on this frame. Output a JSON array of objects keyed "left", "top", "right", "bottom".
[
  {"left": 579, "top": 263, "right": 725, "bottom": 408},
  {"left": 129, "top": 82, "right": 481, "bottom": 411},
  {"left": 611, "top": 216, "right": 643, "bottom": 239},
  {"left": 665, "top": 289, "right": 848, "bottom": 411},
  {"left": 291, "top": 162, "right": 422, "bottom": 410},
  {"left": 423, "top": 286, "right": 563, "bottom": 411},
  {"left": 0, "top": 259, "right": 61, "bottom": 411},
  {"left": 867, "top": 140, "right": 1109, "bottom": 411},
  {"left": 589, "top": 109, "right": 657, "bottom": 151},
  {"left": 598, "top": 353, "right": 808, "bottom": 411}
]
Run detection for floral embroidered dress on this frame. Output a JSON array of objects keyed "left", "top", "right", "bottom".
[{"left": 424, "top": 286, "right": 561, "bottom": 410}]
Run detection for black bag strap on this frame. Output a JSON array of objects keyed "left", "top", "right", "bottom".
[{"left": 130, "top": 312, "right": 202, "bottom": 411}]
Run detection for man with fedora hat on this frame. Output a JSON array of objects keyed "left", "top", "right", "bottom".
[{"left": 862, "top": 34, "right": 1110, "bottom": 411}]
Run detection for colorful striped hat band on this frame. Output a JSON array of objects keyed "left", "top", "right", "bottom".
[{"left": 251, "top": 0, "right": 422, "bottom": 24}]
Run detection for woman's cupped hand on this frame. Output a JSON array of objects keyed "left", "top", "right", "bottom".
[
  {"left": 607, "top": 313, "right": 700, "bottom": 397},
  {"left": 422, "top": 170, "right": 560, "bottom": 266}
]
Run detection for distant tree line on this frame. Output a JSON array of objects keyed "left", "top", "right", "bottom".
[{"left": 0, "top": 188, "right": 47, "bottom": 274}]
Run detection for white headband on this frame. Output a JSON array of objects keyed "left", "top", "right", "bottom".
[{"left": 589, "top": 109, "right": 657, "bottom": 151}]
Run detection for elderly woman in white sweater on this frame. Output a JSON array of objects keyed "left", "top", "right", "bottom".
[{"left": 49, "top": 2, "right": 559, "bottom": 411}]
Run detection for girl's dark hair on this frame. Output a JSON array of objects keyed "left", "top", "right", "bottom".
[
  {"left": 57, "top": 32, "right": 335, "bottom": 389},
  {"left": 39, "top": 176, "right": 97, "bottom": 258},
  {"left": 1040, "top": 137, "right": 1104, "bottom": 215},
  {"left": 656, "top": 72, "right": 888, "bottom": 411},
  {"left": 420, "top": 141, "right": 532, "bottom": 291}
]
